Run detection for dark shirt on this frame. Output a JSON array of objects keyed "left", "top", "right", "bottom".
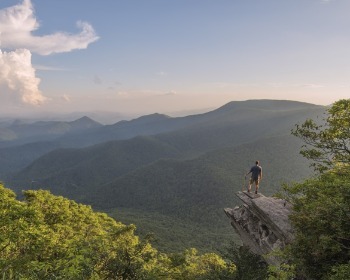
[{"left": 250, "top": 165, "right": 262, "bottom": 180}]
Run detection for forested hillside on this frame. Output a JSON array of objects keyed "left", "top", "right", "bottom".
[
  {"left": 2, "top": 99, "right": 348, "bottom": 279},
  {"left": 5, "top": 100, "right": 323, "bottom": 252},
  {"left": 0, "top": 100, "right": 324, "bottom": 178},
  {"left": 93, "top": 135, "right": 312, "bottom": 252},
  {"left": 0, "top": 184, "right": 237, "bottom": 279},
  {"left": 270, "top": 99, "right": 350, "bottom": 280}
]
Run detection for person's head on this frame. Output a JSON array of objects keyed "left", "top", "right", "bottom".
[{"left": 255, "top": 160, "right": 259, "bottom": 165}]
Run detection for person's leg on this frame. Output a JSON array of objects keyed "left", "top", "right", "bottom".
[
  {"left": 248, "top": 178, "right": 253, "bottom": 192},
  {"left": 255, "top": 180, "right": 259, "bottom": 194}
]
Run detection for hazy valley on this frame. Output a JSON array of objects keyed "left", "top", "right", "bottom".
[{"left": 1, "top": 99, "right": 325, "bottom": 253}]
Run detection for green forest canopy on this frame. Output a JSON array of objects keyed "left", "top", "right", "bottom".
[
  {"left": 0, "top": 184, "right": 236, "bottom": 279},
  {"left": 275, "top": 99, "right": 350, "bottom": 279},
  {"left": 1, "top": 99, "right": 350, "bottom": 279}
]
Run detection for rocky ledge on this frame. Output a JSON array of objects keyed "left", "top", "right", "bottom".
[{"left": 224, "top": 191, "right": 294, "bottom": 264}]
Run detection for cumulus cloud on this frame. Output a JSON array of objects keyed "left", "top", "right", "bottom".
[
  {"left": 0, "top": 0, "right": 98, "bottom": 106},
  {"left": 0, "top": 0, "right": 99, "bottom": 55},
  {"left": 0, "top": 49, "right": 46, "bottom": 105}
]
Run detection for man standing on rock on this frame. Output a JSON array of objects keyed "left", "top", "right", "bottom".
[{"left": 245, "top": 160, "right": 262, "bottom": 194}]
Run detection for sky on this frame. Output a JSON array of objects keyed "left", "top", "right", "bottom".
[{"left": 0, "top": 0, "right": 349, "bottom": 119}]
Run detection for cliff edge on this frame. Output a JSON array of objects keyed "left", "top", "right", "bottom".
[{"left": 224, "top": 191, "right": 294, "bottom": 264}]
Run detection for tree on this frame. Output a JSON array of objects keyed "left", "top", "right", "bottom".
[
  {"left": 284, "top": 167, "right": 350, "bottom": 279},
  {"left": 168, "top": 248, "right": 236, "bottom": 280},
  {"left": 328, "top": 263, "right": 350, "bottom": 280},
  {"left": 0, "top": 184, "right": 237, "bottom": 279},
  {"left": 292, "top": 99, "right": 350, "bottom": 172},
  {"left": 0, "top": 185, "right": 162, "bottom": 279},
  {"left": 280, "top": 99, "right": 350, "bottom": 279},
  {"left": 224, "top": 243, "right": 268, "bottom": 280}
]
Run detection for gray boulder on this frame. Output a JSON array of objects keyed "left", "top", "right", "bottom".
[{"left": 224, "top": 191, "right": 293, "bottom": 264}]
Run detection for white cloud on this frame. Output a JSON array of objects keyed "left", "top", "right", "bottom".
[
  {"left": 0, "top": 0, "right": 99, "bottom": 55},
  {"left": 34, "top": 65, "right": 68, "bottom": 71},
  {"left": 267, "top": 82, "right": 325, "bottom": 89},
  {"left": 163, "top": 90, "right": 177, "bottom": 96},
  {"left": 299, "top": 84, "right": 325, "bottom": 89},
  {"left": 61, "top": 94, "right": 71, "bottom": 102},
  {"left": 116, "top": 91, "right": 129, "bottom": 97},
  {"left": 0, "top": 49, "right": 46, "bottom": 105},
  {"left": 0, "top": 0, "right": 98, "bottom": 106}
]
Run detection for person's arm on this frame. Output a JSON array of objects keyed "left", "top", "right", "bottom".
[
  {"left": 245, "top": 169, "right": 252, "bottom": 178},
  {"left": 260, "top": 168, "right": 263, "bottom": 180}
]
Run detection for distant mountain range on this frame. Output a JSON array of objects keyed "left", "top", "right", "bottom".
[
  {"left": 0, "top": 116, "right": 102, "bottom": 147},
  {"left": 2, "top": 99, "right": 326, "bottom": 252}
]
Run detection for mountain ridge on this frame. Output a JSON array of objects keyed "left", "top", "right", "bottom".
[
  {"left": 2, "top": 99, "right": 325, "bottom": 252},
  {"left": 0, "top": 99, "right": 324, "bottom": 177}
]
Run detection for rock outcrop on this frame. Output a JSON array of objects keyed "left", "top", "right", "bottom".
[{"left": 224, "top": 191, "right": 293, "bottom": 264}]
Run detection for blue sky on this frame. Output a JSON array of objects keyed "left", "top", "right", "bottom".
[{"left": 0, "top": 0, "right": 349, "bottom": 118}]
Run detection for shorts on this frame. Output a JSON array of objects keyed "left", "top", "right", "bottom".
[{"left": 250, "top": 178, "right": 260, "bottom": 185}]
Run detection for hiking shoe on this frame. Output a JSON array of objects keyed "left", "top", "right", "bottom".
[{"left": 255, "top": 191, "right": 258, "bottom": 194}]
